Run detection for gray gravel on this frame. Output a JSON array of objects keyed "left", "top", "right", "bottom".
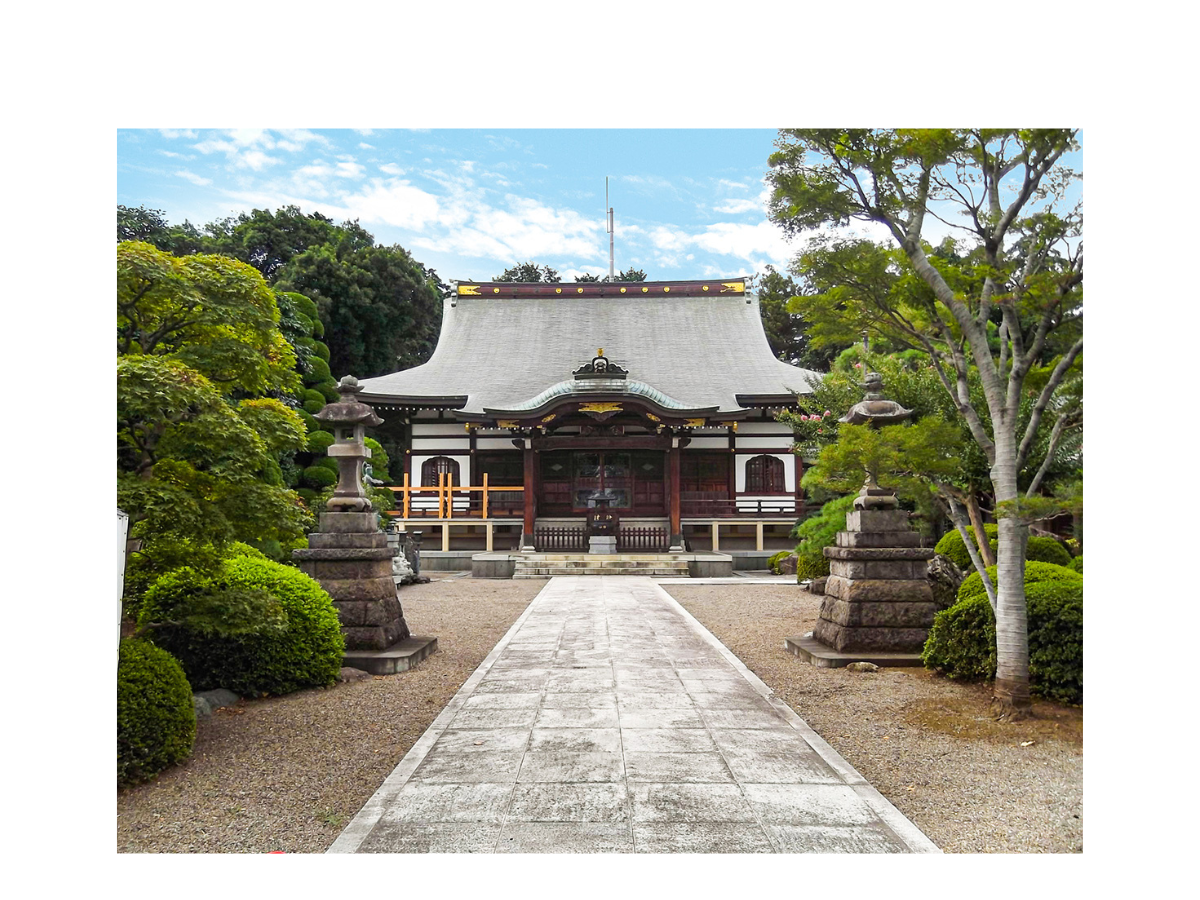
[
  {"left": 116, "top": 574, "right": 541, "bottom": 853},
  {"left": 117, "top": 577, "right": 1082, "bottom": 853},
  {"left": 665, "top": 584, "right": 1083, "bottom": 853}
]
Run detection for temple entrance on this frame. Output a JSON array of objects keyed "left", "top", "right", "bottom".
[{"left": 539, "top": 450, "right": 665, "bottom": 516}]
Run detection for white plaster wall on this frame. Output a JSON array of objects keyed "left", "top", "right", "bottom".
[
  {"left": 411, "top": 437, "right": 471, "bottom": 452},
  {"left": 411, "top": 423, "right": 471, "bottom": 437},
  {"left": 734, "top": 453, "right": 795, "bottom": 492},
  {"left": 476, "top": 438, "right": 520, "bottom": 451},
  {"left": 734, "top": 436, "right": 796, "bottom": 450},
  {"left": 686, "top": 437, "right": 728, "bottom": 450}
]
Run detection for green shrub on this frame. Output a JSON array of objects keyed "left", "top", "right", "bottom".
[
  {"left": 316, "top": 381, "right": 340, "bottom": 403},
  {"left": 1069, "top": 556, "right": 1083, "bottom": 574},
  {"left": 302, "top": 465, "right": 337, "bottom": 488},
  {"left": 364, "top": 437, "right": 391, "bottom": 482},
  {"left": 304, "top": 356, "right": 331, "bottom": 383},
  {"left": 792, "top": 495, "right": 855, "bottom": 577},
  {"left": 933, "top": 524, "right": 999, "bottom": 569},
  {"left": 306, "top": 430, "right": 336, "bottom": 454},
  {"left": 311, "top": 316, "right": 324, "bottom": 338},
  {"left": 293, "top": 313, "right": 314, "bottom": 336},
  {"left": 1027, "top": 536, "right": 1072, "bottom": 567},
  {"left": 314, "top": 341, "right": 331, "bottom": 362},
  {"left": 117, "top": 639, "right": 196, "bottom": 786},
  {"left": 302, "top": 388, "right": 326, "bottom": 407},
  {"left": 767, "top": 550, "right": 790, "bottom": 574},
  {"left": 298, "top": 410, "right": 321, "bottom": 433},
  {"left": 923, "top": 565, "right": 1083, "bottom": 704},
  {"left": 317, "top": 456, "right": 339, "bottom": 473},
  {"left": 302, "top": 398, "right": 325, "bottom": 415},
  {"left": 958, "top": 561, "right": 1081, "bottom": 603},
  {"left": 284, "top": 291, "right": 320, "bottom": 322},
  {"left": 140, "top": 556, "right": 345, "bottom": 696},
  {"left": 296, "top": 487, "right": 317, "bottom": 505}
]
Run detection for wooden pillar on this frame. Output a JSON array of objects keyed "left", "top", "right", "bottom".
[
  {"left": 523, "top": 441, "right": 536, "bottom": 544},
  {"left": 442, "top": 523, "right": 450, "bottom": 552},
  {"left": 669, "top": 445, "right": 681, "bottom": 539},
  {"left": 755, "top": 521, "right": 764, "bottom": 552},
  {"left": 486, "top": 521, "right": 494, "bottom": 552},
  {"left": 711, "top": 521, "right": 720, "bottom": 552}
]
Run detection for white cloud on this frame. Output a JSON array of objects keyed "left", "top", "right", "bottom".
[
  {"left": 379, "top": 163, "right": 405, "bottom": 176},
  {"left": 718, "top": 178, "right": 752, "bottom": 190},
  {"left": 159, "top": 128, "right": 197, "bottom": 140},
  {"left": 358, "top": 142, "right": 375, "bottom": 150},
  {"left": 336, "top": 161, "right": 366, "bottom": 178},
  {"left": 335, "top": 179, "right": 442, "bottom": 229},
  {"left": 713, "top": 197, "right": 762, "bottom": 215},
  {"left": 176, "top": 169, "right": 212, "bottom": 186},
  {"left": 237, "top": 150, "right": 281, "bottom": 171}
]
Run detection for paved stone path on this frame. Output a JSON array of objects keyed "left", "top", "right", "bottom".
[{"left": 329, "top": 576, "right": 939, "bottom": 853}]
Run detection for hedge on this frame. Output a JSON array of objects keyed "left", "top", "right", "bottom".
[
  {"left": 935, "top": 525, "right": 1071, "bottom": 570},
  {"left": 302, "top": 464, "right": 337, "bottom": 489},
  {"left": 958, "top": 561, "right": 1081, "bottom": 603},
  {"left": 922, "top": 564, "right": 1083, "bottom": 704},
  {"left": 1068, "top": 556, "right": 1083, "bottom": 574},
  {"left": 306, "top": 430, "right": 336, "bottom": 454},
  {"left": 140, "top": 556, "right": 345, "bottom": 696},
  {"left": 117, "top": 639, "right": 196, "bottom": 786}
]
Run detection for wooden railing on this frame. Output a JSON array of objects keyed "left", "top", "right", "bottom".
[
  {"left": 680, "top": 496, "right": 797, "bottom": 518},
  {"left": 534, "top": 526, "right": 587, "bottom": 552},
  {"left": 387, "top": 473, "right": 524, "bottom": 519},
  {"left": 618, "top": 527, "right": 669, "bottom": 552}
]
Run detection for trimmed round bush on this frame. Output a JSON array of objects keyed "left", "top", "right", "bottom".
[
  {"left": 298, "top": 410, "right": 321, "bottom": 433},
  {"left": 304, "top": 356, "right": 331, "bottom": 383},
  {"left": 140, "top": 556, "right": 345, "bottom": 696},
  {"left": 364, "top": 437, "right": 391, "bottom": 481},
  {"left": 316, "top": 380, "right": 340, "bottom": 403},
  {"left": 767, "top": 550, "right": 790, "bottom": 574},
  {"left": 796, "top": 554, "right": 830, "bottom": 580},
  {"left": 1069, "top": 556, "right": 1083, "bottom": 574},
  {"left": 933, "top": 524, "right": 998, "bottom": 569},
  {"left": 959, "top": 561, "right": 1081, "bottom": 603},
  {"left": 302, "top": 388, "right": 326, "bottom": 407},
  {"left": 285, "top": 292, "right": 319, "bottom": 322},
  {"left": 296, "top": 487, "right": 317, "bottom": 505},
  {"left": 311, "top": 316, "right": 324, "bottom": 338},
  {"left": 306, "top": 430, "right": 336, "bottom": 454},
  {"left": 923, "top": 565, "right": 1083, "bottom": 704},
  {"left": 1027, "top": 536, "right": 1072, "bottom": 567},
  {"left": 293, "top": 312, "right": 314, "bottom": 336},
  {"left": 317, "top": 456, "right": 339, "bottom": 473},
  {"left": 313, "top": 341, "right": 331, "bottom": 362},
  {"left": 302, "top": 398, "right": 325, "bottom": 415},
  {"left": 302, "top": 464, "right": 337, "bottom": 488},
  {"left": 117, "top": 639, "right": 196, "bottom": 786}
]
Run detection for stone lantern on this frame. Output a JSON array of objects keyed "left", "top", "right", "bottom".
[
  {"left": 294, "top": 376, "right": 436, "bottom": 674},
  {"left": 786, "top": 370, "right": 937, "bottom": 668}
]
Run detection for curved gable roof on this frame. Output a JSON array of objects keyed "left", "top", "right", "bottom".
[{"left": 357, "top": 281, "right": 821, "bottom": 414}]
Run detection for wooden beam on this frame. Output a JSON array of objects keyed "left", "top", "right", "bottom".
[{"left": 669, "top": 447, "right": 681, "bottom": 538}]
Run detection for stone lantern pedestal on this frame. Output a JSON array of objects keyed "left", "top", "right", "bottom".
[
  {"left": 293, "top": 376, "right": 436, "bottom": 675},
  {"left": 785, "top": 370, "right": 937, "bottom": 668}
]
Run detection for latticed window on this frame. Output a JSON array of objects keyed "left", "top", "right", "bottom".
[
  {"left": 421, "top": 456, "right": 460, "bottom": 486},
  {"left": 745, "top": 455, "right": 786, "bottom": 493}
]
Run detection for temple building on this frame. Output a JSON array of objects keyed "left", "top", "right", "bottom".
[{"left": 357, "top": 278, "right": 820, "bottom": 570}]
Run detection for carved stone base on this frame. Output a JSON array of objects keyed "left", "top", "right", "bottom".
[{"left": 294, "top": 512, "right": 410, "bottom": 651}]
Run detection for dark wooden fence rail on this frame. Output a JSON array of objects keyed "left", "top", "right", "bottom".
[
  {"left": 618, "top": 527, "right": 669, "bottom": 552},
  {"left": 534, "top": 527, "right": 587, "bottom": 552}
]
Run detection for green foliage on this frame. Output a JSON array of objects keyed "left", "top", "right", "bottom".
[
  {"left": 117, "top": 241, "right": 298, "bottom": 395},
  {"left": 302, "top": 388, "right": 327, "bottom": 408},
  {"left": 302, "top": 465, "right": 337, "bottom": 489},
  {"left": 316, "top": 381, "right": 340, "bottom": 403},
  {"left": 298, "top": 410, "right": 321, "bottom": 433},
  {"left": 754, "top": 265, "right": 841, "bottom": 369},
  {"left": 306, "top": 430, "right": 336, "bottom": 454},
  {"left": 792, "top": 495, "right": 856, "bottom": 576},
  {"left": 767, "top": 550, "right": 791, "bottom": 574},
  {"left": 364, "top": 437, "right": 391, "bottom": 482},
  {"left": 139, "top": 556, "right": 345, "bottom": 696},
  {"left": 118, "top": 205, "right": 208, "bottom": 256},
  {"left": 1027, "top": 536, "right": 1072, "bottom": 567},
  {"left": 313, "top": 341, "right": 331, "bottom": 361},
  {"left": 117, "top": 639, "right": 196, "bottom": 786},
  {"left": 305, "top": 355, "right": 332, "bottom": 383},
  {"left": 934, "top": 525, "right": 999, "bottom": 570},
  {"left": 495, "top": 261, "right": 559, "bottom": 282},
  {"left": 1068, "top": 556, "right": 1083, "bottom": 574},
  {"left": 958, "top": 561, "right": 1080, "bottom": 604},
  {"left": 923, "top": 568, "right": 1083, "bottom": 703},
  {"left": 302, "top": 398, "right": 325, "bottom": 415}
]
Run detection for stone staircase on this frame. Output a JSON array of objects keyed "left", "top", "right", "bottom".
[{"left": 513, "top": 553, "right": 691, "bottom": 578}]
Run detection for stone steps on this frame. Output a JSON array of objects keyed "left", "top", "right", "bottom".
[{"left": 512, "top": 554, "right": 690, "bottom": 578}]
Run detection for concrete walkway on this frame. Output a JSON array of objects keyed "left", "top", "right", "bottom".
[{"left": 329, "top": 576, "right": 939, "bottom": 853}]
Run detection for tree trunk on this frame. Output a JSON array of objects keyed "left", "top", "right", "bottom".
[
  {"left": 965, "top": 489, "right": 996, "bottom": 568},
  {"left": 990, "top": 432, "right": 1031, "bottom": 720}
]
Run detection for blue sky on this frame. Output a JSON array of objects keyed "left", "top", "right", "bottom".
[
  {"left": 118, "top": 128, "right": 811, "bottom": 282},
  {"left": 118, "top": 128, "right": 1082, "bottom": 286}
]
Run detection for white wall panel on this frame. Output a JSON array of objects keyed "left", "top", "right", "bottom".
[
  {"left": 411, "top": 423, "right": 471, "bottom": 437},
  {"left": 475, "top": 438, "right": 521, "bottom": 451},
  {"left": 685, "top": 437, "right": 728, "bottom": 450},
  {"left": 411, "top": 438, "right": 471, "bottom": 452},
  {"left": 734, "top": 436, "right": 796, "bottom": 450},
  {"left": 735, "top": 453, "right": 795, "bottom": 492}
]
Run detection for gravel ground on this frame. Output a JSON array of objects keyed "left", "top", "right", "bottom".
[
  {"left": 117, "top": 576, "right": 1082, "bottom": 854},
  {"left": 665, "top": 584, "right": 1083, "bottom": 853},
  {"left": 116, "top": 573, "right": 541, "bottom": 854}
]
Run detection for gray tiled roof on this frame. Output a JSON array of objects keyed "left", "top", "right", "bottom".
[{"left": 356, "top": 291, "right": 821, "bottom": 414}]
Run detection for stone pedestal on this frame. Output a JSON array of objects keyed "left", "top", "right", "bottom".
[
  {"left": 294, "top": 511, "right": 410, "bottom": 651},
  {"left": 589, "top": 535, "right": 617, "bottom": 555},
  {"left": 810, "top": 507, "right": 936, "bottom": 655}
]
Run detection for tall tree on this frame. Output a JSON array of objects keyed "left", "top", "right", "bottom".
[
  {"left": 494, "top": 261, "right": 560, "bottom": 282},
  {"left": 754, "top": 265, "right": 846, "bottom": 369},
  {"left": 767, "top": 129, "right": 1082, "bottom": 717}
]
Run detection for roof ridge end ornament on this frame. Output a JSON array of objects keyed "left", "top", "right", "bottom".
[{"left": 573, "top": 349, "right": 627, "bottom": 380}]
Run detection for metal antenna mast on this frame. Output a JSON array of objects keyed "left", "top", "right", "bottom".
[{"left": 606, "top": 177, "right": 614, "bottom": 280}]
